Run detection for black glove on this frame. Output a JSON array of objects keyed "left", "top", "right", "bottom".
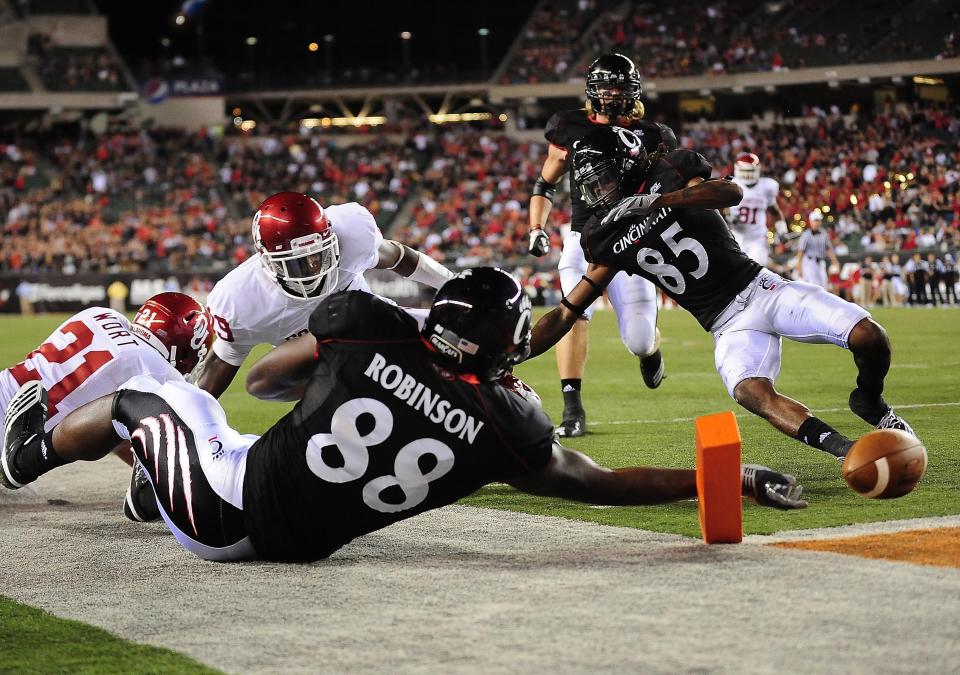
[
  {"left": 741, "top": 464, "right": 807, "bottom": 510},
  {"left": 528, "top": 228, "right": 550, "bottom": 257}
]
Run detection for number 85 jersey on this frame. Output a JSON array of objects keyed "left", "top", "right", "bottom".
[{"left": 582, "top": 149, "right": 763, "bottom": 330}]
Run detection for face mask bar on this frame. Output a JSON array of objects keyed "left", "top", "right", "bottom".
[
  {"left": 578, "top": 162, "right": 623, "bottom": 210},
  {"left": 263, "top": 234, "right": 340, "bottom": 300}
]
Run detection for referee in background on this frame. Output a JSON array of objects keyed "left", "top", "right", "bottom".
[{"left": 795, "top": 210, "right": 838, "bottom": 290}]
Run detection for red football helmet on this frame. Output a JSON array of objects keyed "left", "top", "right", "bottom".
[
  {"left": 130, "top": 292, "right": 213, "bottom": 375},
  {"left": 734, "top": 153, "right": 761, "bottom": 187},
  {"left": 252, "top": 192, "right": 340, "bottom": 300}
]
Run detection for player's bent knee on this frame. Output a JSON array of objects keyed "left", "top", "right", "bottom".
[
  {"left": 848, "top": 317, "right": 889, "bottom": 353},
  {"left": 620, "top": 320, "right": 656, "bottom": 357},
  {"left": 732, "top": 377, "right": 776, "bottom": 416}
]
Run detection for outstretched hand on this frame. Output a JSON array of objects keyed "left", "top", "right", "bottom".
[{"left": 741, "top": 464, "right": 808, "bottom": 510}]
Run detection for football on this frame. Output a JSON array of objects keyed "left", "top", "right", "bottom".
[{"left": 842, "top": 430, "right": 927, "bottom": 499}]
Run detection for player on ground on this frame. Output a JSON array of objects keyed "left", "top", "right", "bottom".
[
  {"left": 198, "top": 191, "right": 455, "bottom": 398},
  {"left": 0, "top": 292, "right": 212, "bottom": 520},
  {"left": 526, "top": 126, "right": 914, "bottom": 462},
  {"left": 527, "top": 53, "right": 678, "bottom": 438},
  {"left": 795, "top": 210, "right": 838, "bottom": 289},
  {"left": 727, "top": 153, "right": 787, "bottom": 266},
  {"left": 1, "top": 269, "right": 806, "bottom": 562}
]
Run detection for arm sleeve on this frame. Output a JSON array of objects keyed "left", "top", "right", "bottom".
[{"left": 485, "top": 390, "right": 555, "bottom": 478}]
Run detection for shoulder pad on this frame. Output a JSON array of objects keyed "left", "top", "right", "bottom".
[{"left": 309, "top": 291, "right": 416, "bottom": 344}]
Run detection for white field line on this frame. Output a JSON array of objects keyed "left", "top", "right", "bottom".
[
  {"left": 590, "top": 401, "right": 960, "bottom": 427},
  {"left": 746, "top": 514, "right": 960, "bottom": 544}
]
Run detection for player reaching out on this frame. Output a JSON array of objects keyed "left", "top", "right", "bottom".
[
  {"left": 1, "top": 269, "right": 805, "bottom": 562},
  {"left": 727, "top": 153, "right": 787, "bottom": 267},
  {"left": 198, "top": 191, "right": 455, "bottom": 398},
  {"left": 527, "top": 53, "right": 678, "bottom": 438},
  {"left": 526, "top": 126, "right": 914, "bottom": 462}
]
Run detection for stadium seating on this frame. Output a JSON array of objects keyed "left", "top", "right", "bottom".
[
  {"left": 0, "top": 67, "right": 30, "bottom": 92},
  {"left": 36, "top": 47, "right": 127, "bottom": 92}
]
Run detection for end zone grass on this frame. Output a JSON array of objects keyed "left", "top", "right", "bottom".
[
  {"left": 1, "top": 306, "right": 957, "bottom": 537},
  {"left": 0, "top": 595, "right": 217, "bottom": 673}
]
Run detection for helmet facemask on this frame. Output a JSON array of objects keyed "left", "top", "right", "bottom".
[
  {"left": 734, "top": 164, "right": 760, "bottom": 187},
  {"left": 576, "top": 158, "right": 627, "bottom": 214},
  {"left": 257, "top": 230, "right": 340, "bottom": 300},
  {"left": 585, "top": 82, "right": 642, "bottom": 118}
]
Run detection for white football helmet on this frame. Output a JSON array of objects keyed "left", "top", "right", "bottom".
[{"left": 734, "top": 153, "right": 761, "bottom": 187}]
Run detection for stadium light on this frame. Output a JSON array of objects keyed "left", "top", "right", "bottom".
[
  {"left": 400, "top": 31, "right": 412, "bottom": 40},
  {"left": 175, "top": 13, "right": 186, "bottom": 26},
  {"left": 498, "top": 113, "right": 508, "bottom": 122},
  {"left": 478, "top": 28, "right": 490, "bottom": 36},
  {"left": 246, "top": 36, "right": 258, "bottom": 46},
  {"left": 232, "top": 107, "right": 242, "bottom": 116},
  {"left": 324, "top": 34, "right": 334, "bottom": 43},
  {"left": 308, "top": 42, "right": 319, "bottom": 52},
  {"left": 160, "top": 37, "right": 171, "bottom": 47}
]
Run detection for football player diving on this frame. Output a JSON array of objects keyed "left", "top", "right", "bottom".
[
  {"left": 1, "top": 269, "right": 805, "bottom": 563},
  {"left": 526, "top": 126, "right": 915, "bottom": 462}
]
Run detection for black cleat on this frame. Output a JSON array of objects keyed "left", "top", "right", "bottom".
[
  {"left": 1, "top": 382, "right": 48, "bottom": 490},
  {"left": 123, "top": 462, "right": 161, "bottom": 522},
  {"left": 849, "top": 388, "right": 916, "bottom": 437},
  {"left": 640, "top": 349, "right": 666, "bottom": 389},
  {"left": 556, "top": 408, "right": 586, "bottom": 438}
]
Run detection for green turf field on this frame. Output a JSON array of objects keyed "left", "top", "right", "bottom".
[
  {"left": 0, "top": 595, "right": 217, "bottom": 673},
  {"left": 1, "top": 307, "right": 958, "bottom": 538}
]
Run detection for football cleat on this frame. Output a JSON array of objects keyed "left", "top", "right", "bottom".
[
  {"left": 848, "top": 388, "right": 915, "bottom": 436},
  {"left": 639, "top": 349, "right": 666, "bottom": 389},
  {"left": 123, "top": 462, "right": 161, "bottom": 523},
  {"left": 556, "top": 408, "right": 586, "bottom": 438},
  {"left": 875, "top": 409, "right": 916, "bottom": 437},
  {"left": 1, "top": 381, "right": 48, "bottom": 490}
]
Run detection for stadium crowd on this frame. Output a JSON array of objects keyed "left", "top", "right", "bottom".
[
  {"left": 2, "top": 102, "right": 957, "bottom": 307},
  {"left": 501, "top": 0, "right": 953, "bottom": 84}
]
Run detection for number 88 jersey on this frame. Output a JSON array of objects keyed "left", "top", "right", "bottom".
[
  {"left": 582, "top": 149, "right": 763, "bottom": 330},
  {"left": 241, "top": 292, "right": 554, "bottom": 562}
]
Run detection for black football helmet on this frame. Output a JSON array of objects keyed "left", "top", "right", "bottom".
[
  {"left": 422, "top": 268, "right": 532, "bottom": 381},
  {"left": 572, "top": 126, "right": 649, "bottom": 214},
  {"left": 585, "top": 53, "right": 643, "bottom": 118}
]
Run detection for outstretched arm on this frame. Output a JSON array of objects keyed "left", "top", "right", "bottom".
[
  {"left": 245, "top": 334, "right": 318, "bottom": 402},
  {"left": 603, "top": 177, "right": 743, "bottom": 224},
  {"left": 653, "top": 177, "right": 743, "bottom": 210},
  {"left": 508, "top": 442, "right": 807, "bottom": 510},
  {"left": 376, "top": 239, "right": 454, "bottom": 289},
  {"left": 527, "top": 263, "right": 618, "bottom": 359}
]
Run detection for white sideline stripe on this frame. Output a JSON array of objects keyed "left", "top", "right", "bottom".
[
  {"left": 591, "top": 401, "right": 960, "bottom": 427},
  {"left": 745, "top": 514, "right": 960, "bottom": 544}
]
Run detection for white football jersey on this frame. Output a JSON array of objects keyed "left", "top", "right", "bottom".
[
  {"left": 206, "top": 202, "right": 383, "bottom": 366},
  {"left": 729, "top": 176, "right": 779, "bottom": 240},
  {"left": 0, "top": 307, "right": 183, "bottom": 431}
]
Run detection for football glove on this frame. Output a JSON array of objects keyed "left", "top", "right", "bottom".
[
  {"left": 528, "top": 228, "right": 550, "bottom": 257},
  {"left": 741, "top": 464, "right": 808, "bottom": 510},
  {"left": 601, "top": 193, "right": 662, "bottom": 225}
]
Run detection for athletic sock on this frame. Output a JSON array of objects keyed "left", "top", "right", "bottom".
[
  {"left": 796, "top": 417, "right": 853, "bottom": 458},
  {"left": 560, "top": 379, "right": 583, "bottom": 412},
  {"left": 14, "top": 429, "right": 68, "bottom": 482}
]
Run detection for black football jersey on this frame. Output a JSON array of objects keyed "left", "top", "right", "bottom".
[
  {"left": 241, "top": 292, "right": 554, "bottom": 562},
  {"left": 545, "top": 109, "right": 678, "bottom": 232},
  {"left": 582, "top": 149, "right": 763, "bottom": 330}
]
